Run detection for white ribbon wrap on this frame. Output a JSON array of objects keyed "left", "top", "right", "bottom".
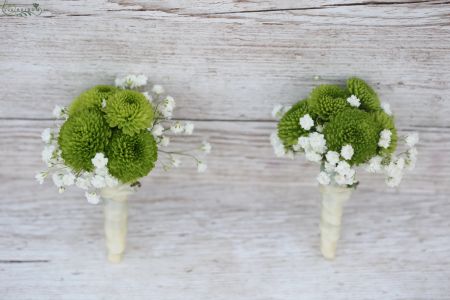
[
  {"left": 101, "top": 185, "right": 135, "bottom": 263},
  {"left": 319, "top": 185, "right": 353, "bottom": 260}
]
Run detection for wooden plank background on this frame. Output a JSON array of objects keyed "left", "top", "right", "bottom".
[{"left": 1, "top": 1, "right": 449, "bottom": 299}]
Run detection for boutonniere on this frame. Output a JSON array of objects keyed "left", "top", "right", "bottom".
[
  {"left": 36, "top": 74, "right": 211, "bottom": 262},
  {"left": 271, "top": 77, "right": 418, "bottom": 259}
]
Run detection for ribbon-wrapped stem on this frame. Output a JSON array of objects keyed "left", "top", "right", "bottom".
[
  {"left": 319, "top": 185, "right": 353, "bottom": 260},
  {"left": 101, "top": 185, "right": 135, "bottom": 263}
]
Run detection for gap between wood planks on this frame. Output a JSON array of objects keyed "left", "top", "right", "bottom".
[
  {"left": 104, "top": 0, "right": 449, "bottom": 15},
  {"left": 0, "top": 260, "right": 49, "bottom": 264},
  {"left": 1, "top": 117, "right": 450, "bottom": 130}
]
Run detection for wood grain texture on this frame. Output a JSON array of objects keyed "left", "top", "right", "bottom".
[
  {"left": 0, "top": 0, "right": 449, "bottom": 126},
  {"left": 1, "top": 1, "right": 449, "bottom": 299}
]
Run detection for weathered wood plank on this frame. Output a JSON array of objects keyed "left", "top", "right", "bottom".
[
  {"left": 0, "top": 2, "right": 449, "bottom": 126},
  {"left": 0, "top": 119, "right": 448, "bottom": 194},
  {"left": 0, "top": 181, "right": 449, "bottom": 299}
]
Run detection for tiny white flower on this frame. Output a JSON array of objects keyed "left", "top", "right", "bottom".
[
  {"left": 197, "top": 161, "right": 207, "bottom": 173},
  {"left": 160, "top": 136, "right": 170, "bottom": 147},
  {"left": 346, "top": 95, "right": 361, "bottom": 107},
  {"left": 297, "top": 136, "right": 310, "bottom": 150},
  {"left": 366, "top": 156, "right": 383, "bottom": 173},
  {"left": 317, "top": 172, "right": 331, "bottom": 185},
  {"left": 58, "top": 186, "right": 66, "bottom": 194},
  {"left": 335, "top": 161, "right": 351, "bottom": 176},
  {"left": 95, "top": 167, "right": 108, "bottom": 176},
  {"left": 115, "top": 76, "right": 126, "bottom": 88},
  {"left": 381, "top": 102, "right": 392, "bottom": 116},
  {"left": 101, "top": 99, "right": 107, "bottom": 108},
  {"left": 324, "top": 162, "right": 336, "bottom": 173},
  {"left": 271, "top": 104, "right": 291, "bottom": 119},
  {"left": 340, "top": 144, "right": 354, "bottom": 160},
  {"left": 395, "top": 157, "right": 406, "bottom": 170},
  {"left": 92, "top": 153, "right": 108, "bottom": 169},
  {"left": 201, "top": 141, "right": 212, "bottom": 154},
  {"left": 170, "top": 122, "right": 184, "bottom": 134},
  {"left": 184, "top": 122, "right": 194, "bottom": 135},
  {"left": 270, "top": 132, "right": 286, "bottom": 157},
  {"left": 105, "top": 174, "right": 119, "bottom": 187},
  {"left": 334, "top": 174, "right": 348, "bottom": 186},
  {"left": 35, "top": 172, "right": 46, "bottom": 184},
  {"left": 378, "top": 129, "right": 392, "bottom": 149},
  {"left": 76, "top": 176, "right": 90, "bottom": 190},
  {"left": 165, "top": 96, "right": 175, "bottom": 109},
  {"left": 406, "top": 147, "right": 418, "bottom": 170},
  {"left": 91, "top": 175, "right": 106, "bottom": 188},
  {"left": 325, "top": 151, "right": 340, "bottom": 165},
  {"left": 309, "top": 132, "right": 327, "bottom": 154},
  {"left": 52, "top": 173, "right": 64, "bottom": 187},
  {"left": 152, "top": 84, "right": 164, "bottom": 94},
  {"left": 134, "top": 74, "right": 148, "bottom": 87},
  {"left": 405, "top": 132, "right": 419, "bottom": 148},
  {"left": 305, "top": 151, "right": 322, "bottom": 163},
  {"left": 272, "top": 104, "right": 283, "bottom": 118},
  {"left": 62, "top": 173, "right": 76, "bottom": 186},
  {"left": 299, "top": 114, "right": 314, "bottom": 131},
  {"left": 151, "top": 124, "right": 164, "bottom": 137},
  {"left": 285, "top": 150, "right": 295, "bottom": 160},
  {"left": 316, "top": 124, "right": 324, "bottom": 133},
  {"left": 52, "top": 105, "right": 65, "bottom": 119},
  {"left": 42, "top": 145, "right": 56, "bottom": 163},
  {"left": 85, "top": 191, "right": 101, "bottom": 205},
  {"left": 142, "top": 92, "right": 153, "bottom": 102},
  {"left": 41, "top": 128, "right": 52, "bottom": 143}
]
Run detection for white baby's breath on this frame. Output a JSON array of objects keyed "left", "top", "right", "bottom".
[
  {"left": 378, "top": 129, "right": 392, "bottom": 148},
  {"left": 325, "top": 151, "right": 340, "bottom": 165},
  {"left": 299, "top": 114, "right": 314, "bottom": 131},
  {"left": 52, "top": 173, "right": 64, "bottom": 187},
  {"left": 405, "top": 132, "right": 419, "bottom": 148},
  {"left": 201, "top": 141, "right": 212, "bottom": 154},
  {"left": 142, "top": 92, "right": 152, "bottom": 102},
  {"left": 41, "top": 128, "right": 52, "bottom": 143},
  {"left": 85, "top": 191, "right": 101, "bottom": 205},
  {"left": 151, "top": 124, "right": 164, "bottom": 137},
  {"left": 52, "top": 105, "right": 65, "bottom": 119},
  {"left": 92, "top": 153, "right": 108, "bottom": 169},
  {"left": 270, "top": 132, "right": 286, "bottom": 158},
  {"left": 184, "top": 122, "right": 194, "bottom": 135},
  {"left": 35, "top": 172, "right": 46, "bottom": 184},
  {"left": 308, "top": 132, "right": 327, "bottom": 154},
  {"left": 346, "top": 95, "right": 361, "bottom": 107},
  {"left": 91, "top": 175, "right": 106, "bottom": 189},
  {"left": 366, "top": 156, "right": 383, "bottom": 173},
  {"left": 170, "top": 122, "right": 184, "bottom": 134},
  {"left": 317, "top": 172, "right": 331, "bottom": 185},
  {"left": 42, "top": 145, "right": 56, "bottom": 164},
  {"left": 76, "top": 176, "right": 90, "bottom": 190},
  {"left": 381, "top": 102, "right": 392, "bottom": 115},
  {"left": 305, "top": 151, "right": 322, "bottom": 163},
  {"left": 152, "top": 84, "right": 164, "bottom": 94},
  {"left": 160, "top": 136, "right": 170, "bottom": 147},
  {"left": 62, "top": 173, "right": 76, "bottom": 186},
  {"left": 340, "top": 144, "right": 354, "bottom": 160}
]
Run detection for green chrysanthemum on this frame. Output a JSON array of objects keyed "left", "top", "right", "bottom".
[
  {"left": 347, "top": 77, "right": 380, "bottom": 111},
  {"left": 308, "top": 85, "right": 351, "bottom": 121},
  {"left": 371, "top": 110, "right": 398, "bottom": 155},
  {"left": 106, "top": 130, "right": 158, "bottom": 183},
  {"left": 58, "top": 109, "right": 112, "bottom": 172},
  {"left": 324, "top": 108, "right": 379, "bottom": 165},
  {"left": 69, "top": 85, "right": 118, "bottom": 115},
  {"left": 104, "top": 90, "right": 154, "bottom": 136},
  {"left": 277, "top": 99, "right": 316, "bottom": 148}
]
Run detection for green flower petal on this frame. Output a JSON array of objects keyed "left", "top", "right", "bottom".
[
  {"left": 324, "top": 108, "right": 379, "bottom": 165},
  {"left": 104, "top": 90, "right": 154, "bottom": 136},
  {"left": 277, "top": 99, "right": 316, "bottom": 148},
  {"left": 58, "top": 109, "right": 112, "bottom": 172},
  {"left": 308, "top": 85, "right": 351, "bottom": 121},
  {"left": 69, "top": 85, "right": 118, "bottom": 115},
  {"left": 106, "top": 130, "right": 158, "bottom": 183},
  {"left": 347, "top": 77, "right": 380, "bottom": 111}
]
